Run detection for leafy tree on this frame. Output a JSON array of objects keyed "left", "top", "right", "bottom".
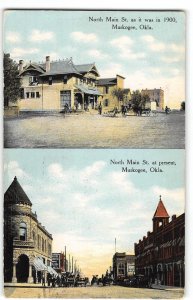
[
  {"left": 111, "top": 88, "right": 127, "bottom": 109},
  {"left": 4, "top": 53, "right": 21, "bottom": 107},
  {"left": 181, "top": 101, "right": 185, "bottom": 111},
  {"left": 131, "top": 91, "right": 150, "bottom": 114}
]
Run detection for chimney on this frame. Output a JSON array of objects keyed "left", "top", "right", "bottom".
[
  {"left": 172, "top": 215, "right": 176, "bottom": 221},
  {"left": 19, "top": 60, "right": 24, "bottom": 73},
  {"left": 46, "top": 56, "right": 50, "bottom": 72}
]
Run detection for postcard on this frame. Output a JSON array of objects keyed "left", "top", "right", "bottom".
[
  {"left": 3, "top": 9, "right": 185, "bottom": 300},
  {"left": 3, "top": 10, "right": 185, "bottom": 149}
]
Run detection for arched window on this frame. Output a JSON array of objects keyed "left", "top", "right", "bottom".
[
  {"left": 42, "top": 238, "right": 44, "bottom": 252},
  {"left": 32, "top": 230, "right": 36, "bottom": 242},
  {"left": 19, "top": 222, "right": 27, "bottom": 241}
]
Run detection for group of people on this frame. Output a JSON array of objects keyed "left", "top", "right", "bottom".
[{"left": 39, "top": 272, "right": 89, "bottom": 288}]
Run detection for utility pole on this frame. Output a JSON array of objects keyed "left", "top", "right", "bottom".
[
  {"left": 65, "top": 246, "right": 67, "bottom": 272},
  {"left": 69, "top": 254, "right": 71, "bottom": 272},
  {"left": 72, "top": 256, "right": 74, "bottom": 273},
  {"left": 115, "top": 238, "right": 117, "bottom": 253}
]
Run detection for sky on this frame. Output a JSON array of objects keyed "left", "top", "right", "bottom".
[
  {"left": 3, "top": 10, "right": 185, "bottom": 109},
  {"left": 4, "top": 149, "right": 185, "bottom": 278}
]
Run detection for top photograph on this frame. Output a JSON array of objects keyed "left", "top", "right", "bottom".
[{"left": 3, "top": 10, "right": 185, "bottom": 149}]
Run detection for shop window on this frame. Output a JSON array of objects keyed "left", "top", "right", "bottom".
[
  {"left": 19, "top": 222, "right": 27, "bottom": 241},
  {"left": 118, "top": 263, "right": 125, "bottom": 275},
  {"left": 48, "top": 76, "right": 52, "bottom": 85}
]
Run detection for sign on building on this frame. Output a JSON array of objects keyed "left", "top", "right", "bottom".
[{"left": 52, "top": 253, "right": 60, "bottom": 269}]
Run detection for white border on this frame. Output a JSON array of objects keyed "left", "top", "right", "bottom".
[{"left": 0, "top": 1, "right": 192, "bottom": 300}]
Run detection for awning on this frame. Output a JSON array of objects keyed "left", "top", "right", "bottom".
[
  {"left": 74, "top": 84, "right": 103, "bottom": 96},
  {"left": 32, "top": 257, "right": 47, "bottom": 271},
  {"left": 47, "top": 266, "right": 58, "bottom": 276}
]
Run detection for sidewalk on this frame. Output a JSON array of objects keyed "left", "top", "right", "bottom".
[
  {"left": 4, "top": 283, "right": 47, "bottom": 288},
  {"left": 151, "top": 283, "right": 184, "bottom": 291}
]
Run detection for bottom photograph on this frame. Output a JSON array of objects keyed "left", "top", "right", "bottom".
[{"left": 3, "top": 149, "right": 185, "bottom": 299}]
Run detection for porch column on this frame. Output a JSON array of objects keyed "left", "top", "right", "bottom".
[
  {"left": 82, "top": 93, "right": 85, "bottom": 109},
  {"left": 71, "top": 90, "right": 75, "bottom": 108},
  {"left": 28, "top": 264, "right": 34, "bottom": 283},
  {"left": 12, "top": 263, "right": 17, "bottom": 283}
]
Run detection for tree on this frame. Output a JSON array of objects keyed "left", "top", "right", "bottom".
[
  {"left": 4, "top": 53, "right": 21, "bottom": 107},
  {"left": 131, "top": 91, "right": 150, "bottom": 114},
  {"left": 181, "top": 101, "right": 185, "bottom": 111},
  {"left": 111, "top": 88, "right": 127, "bottom": 109}
]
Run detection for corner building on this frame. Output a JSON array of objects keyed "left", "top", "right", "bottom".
[
  {"left": 135, "top": 197, "right": 185, "bottom": 287},
  {"left": 4, "top": 177, "right": 53, "bottom": 283}
]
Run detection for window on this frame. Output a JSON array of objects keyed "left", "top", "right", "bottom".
[
  {"left": 26, "top": 92, "right": 30, "bottom": 99},
  {"left": 60, "top": 90, "right": 71, "bottom": 108},
  {"left": 104, "top": 99, "right": 109, "bottom": 107},
  {"left": 19, "top": 222, "right": 27, "bottom": 241},
  {"left": 118, "top": 263, "right": 125, "bottom": 275},
  {"left": 31, "top": 92, "right": 35, "bottom": 98},
  {"left": 105, "top": 86, "right": 109, "bottom": 94},
  {"left": 29, "top": 76, "right": 38, "bottom": 85},
  {"left": 32, "top": 230, "right": 36, "bottom": 240},
  {"left": 36, "top": 92, "right": 40, "bottom": 98},
  {"left": 48, "top": 76, "right": 52, "bottom": 85},
  {"left": 48, "top": 243, "right": 52, "bottom": 256},
  {"left": 38, "top": 234, "right": 40, "bottom": 249},
  {"left": 20, "top": 88, "right": 24, "bottom": 99},
  {"left": 42, "top": 238, "right": 44, "bottom": 252},
  {"left": 63, "top": 75, "right": 68, "bottom": 84}
]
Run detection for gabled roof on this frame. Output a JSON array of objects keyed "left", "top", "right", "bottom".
[
  {"left": 97, "top": 77, "right": 117, "bottom": 86},
  {"left": 75, "top": 63, "right": 100, "bottom": 76},
  {"left": 153, "top": 197, "right": 169, "bottom": 218},
  {"left": 20, "top": 63, "right": 45, "bottom": 75},
  {"left": 40, "top": 59, "right": 81, "bottom": 77},
  {"left": 4, "top": 177, "right": 32, "bottom": 206}
]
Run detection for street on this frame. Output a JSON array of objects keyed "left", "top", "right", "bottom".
[
  {"left": 4, "top": 285, "right": 184, "bottom": 298},
  {"left": 4, "top": 111, "right": 185, "bottom": 148}
]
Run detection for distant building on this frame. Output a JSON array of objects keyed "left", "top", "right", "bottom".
[
  {"left": 97, "top": 75, "right": 125, "bottom": 111},
  {"left": 4, "top": 177, "right": 53, "bottom": 283},
  {"left": 134, "top": 196, "right": 185, "bottom": 287},
  {"left": 113, "top": 252, "right": 135, "bottom": 282},
  {"left": 141, "top": 88, "right": 164, "bottom": 110},
  {"left": 52, "top": 252, "right": 68, "bottom": 273}
]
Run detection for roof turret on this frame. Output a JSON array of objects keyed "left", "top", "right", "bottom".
[{"left": 4, "top": 177, "right": 32, "bottom": 206}]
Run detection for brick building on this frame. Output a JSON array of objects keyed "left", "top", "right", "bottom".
[
  {"left": 141, "top": 88, "right": 164, "bottom": 110},
  {"left": 134, "top": 196, "right": 185, "bottom": 287},
  {"left": 4, "top": 177, "right": 53, "bottom": 283},
  {"left": 97, "top": 75, "right": 125, "bottom": 112},
  {"left": 112, "top": 252, "right": 135, "bottom": 282}
]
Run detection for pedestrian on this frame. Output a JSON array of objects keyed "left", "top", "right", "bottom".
[
  {"left": 165, "top": 106, "right": 169, "bottom": 114},
  {"left": 42, "top": 273, "right": 45, "bottom": 286},
  {"left": 98, "top": 103, "right": 102, "bottom": 115}
]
